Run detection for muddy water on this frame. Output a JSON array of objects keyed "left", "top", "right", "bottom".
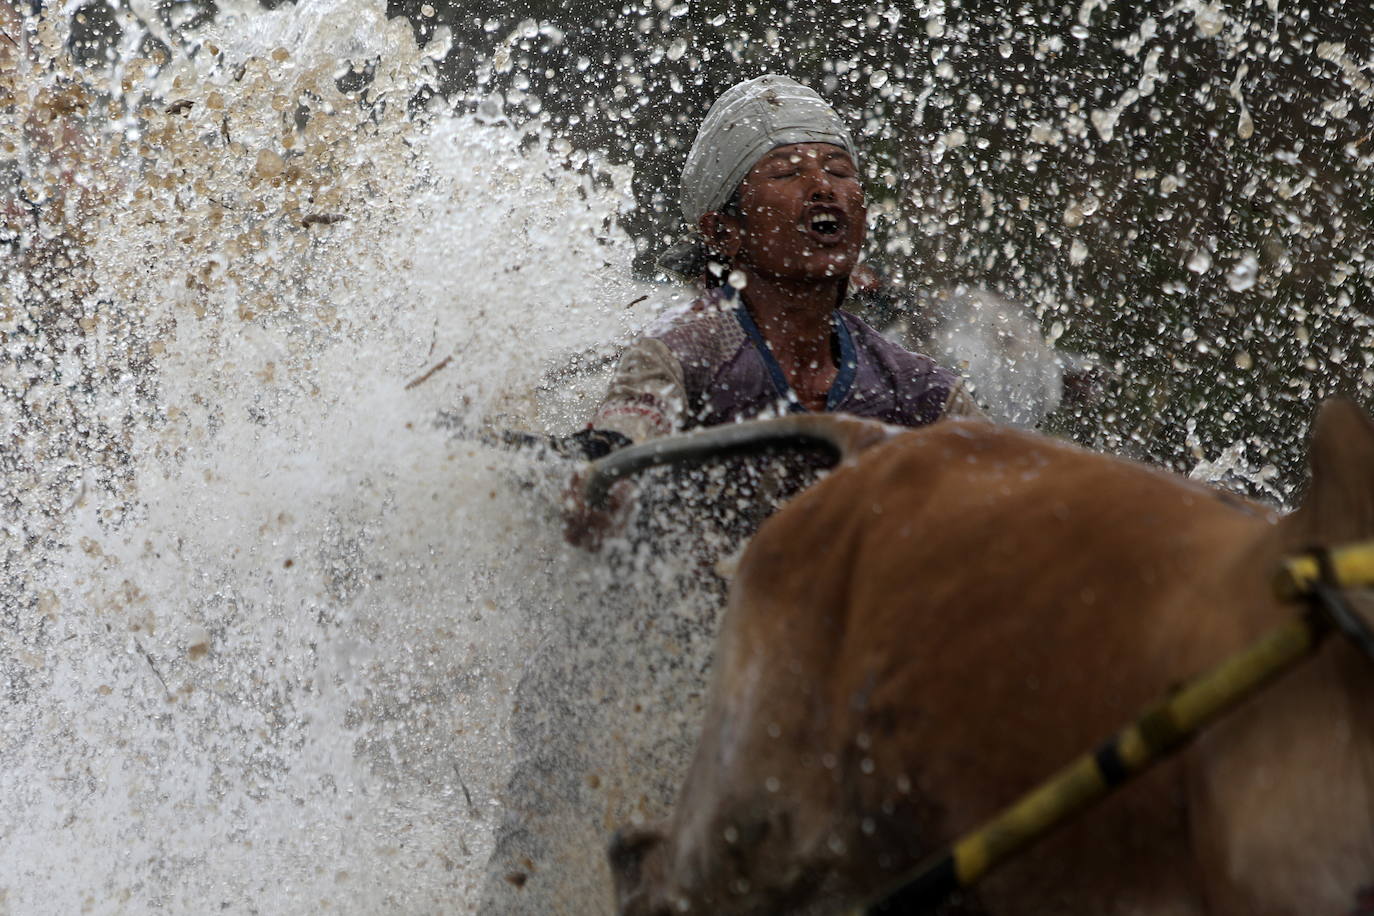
[
  {"left": 8, "top": 0, "right": 1362, "bottom": 912},
  {"left": 2, "top": 4, "right": 697, "bottom": 912}
]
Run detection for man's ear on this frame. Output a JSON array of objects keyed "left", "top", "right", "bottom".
[{"left": 698, "top": 210, "right": 743, "bottom": 260}]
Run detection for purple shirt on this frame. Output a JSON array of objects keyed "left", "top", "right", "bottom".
[{"left": 592, "top": 289, "right": 966, "bottom": 442}]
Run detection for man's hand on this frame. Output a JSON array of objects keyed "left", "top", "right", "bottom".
[{"left": 562, "top": 470, "right": 633, "bottom": 551}]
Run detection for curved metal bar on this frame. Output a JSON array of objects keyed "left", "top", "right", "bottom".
[{"left": 581, "top": 414, "right": 891, "bottom": 509}]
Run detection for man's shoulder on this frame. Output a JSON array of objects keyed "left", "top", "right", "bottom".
[
  {"left": 642, "top": 291, "right": 747, "bottom": 373},
  {"left": 645, "top": 290, "right": 739, "bottom": 337},
  {"left": 837, "top": 308, "right": 969, "bottom": 425},
  {"left": 839, "top": 309, "right": 952, "bottom": 380}
]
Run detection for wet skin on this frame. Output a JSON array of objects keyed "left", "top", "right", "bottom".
[
  {"left": 564, "top": 143, "right": 867, "bottom": 550},
  {"left": 730, "top": 142, "right": 866, "bottom": 282},
  {"left": 700, "top": 142, "right": 868, "bottom": 412}
]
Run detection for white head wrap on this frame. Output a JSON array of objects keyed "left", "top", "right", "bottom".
[{"left": 679, "top": 74, "right": 857, "bottom": 226}]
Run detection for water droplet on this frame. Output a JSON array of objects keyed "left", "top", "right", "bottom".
[
  {"left": 727, "top": 270, "right": 747, "bottom": 290},
  {"left": 1069, "top": 239, "right": 1088, "bottom": 264},
  {"left": 254, "top": 148, "right": 284, "bottom": 179},
  {"left": 1193, "top": 1, "right": 1225, "bottom": 37},
  {"left": 1227, "top": 254, "right": 1259, "bottom": 292},
  {"left": 1029, "top": 121, "right": 1060, "bottom": 145},
  {"left": 1090, "top": 108, "right": 1118, "bottom": 142},
  {"left": 1237, "top": 109, "right": 1254, "bottom": 139},
  {"left": 869, "top": 70, "right": 889, "bottom": 89},
  {"left": 1187, "top": 248, "right": 1212, "bottom": 273}
]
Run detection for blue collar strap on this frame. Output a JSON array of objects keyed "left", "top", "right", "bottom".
[{"left": 733, "top": 303, "right": 857, "bottom": 413}]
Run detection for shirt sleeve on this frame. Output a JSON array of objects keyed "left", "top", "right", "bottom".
[
  {"left": 941, "top": 380, "right": 989, "bottom": 420},
  {"left": 590, "top": 336, "right": 688, "bottom": 443}
]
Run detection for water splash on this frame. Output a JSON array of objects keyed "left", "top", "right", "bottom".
[
  {"left": 1189, "top": 440, "right": 1284, "bottom": 505},
  {"left": 6, "top": 0, "right": 1371, "bottom": 911},
  {"left": 1226, "top": 253, "right": 1260, "bottom": 293},
  {"left": 2, "top": 3, "right": 657, "bottom": 911}
]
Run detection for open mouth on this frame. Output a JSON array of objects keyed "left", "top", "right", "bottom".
[{"left": 801, "top": 206, "right": 847, "bottom": 243}]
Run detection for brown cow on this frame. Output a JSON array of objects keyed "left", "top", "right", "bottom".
[{"left": 610, "top": 399, "right": 1374, "bottom": 915}]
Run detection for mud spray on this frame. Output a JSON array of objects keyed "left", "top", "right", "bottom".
[
  {"left": 4, "top": 2, "right": 1372, "bottom": 914},
  {"left": 0, "top": 4, "right": 711, "bottom": 912}
]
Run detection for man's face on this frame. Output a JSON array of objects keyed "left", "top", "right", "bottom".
[{"left": 730, "top": 142, "right": 866, "bottom": 282}]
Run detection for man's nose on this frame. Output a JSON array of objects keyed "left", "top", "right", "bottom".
[{"left": 806, "top": 167, "right": 836, "bottom": 199}]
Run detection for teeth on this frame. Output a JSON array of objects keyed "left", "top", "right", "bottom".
[{"left": 811, "top": 213, "right": 839, "bottom": 232}]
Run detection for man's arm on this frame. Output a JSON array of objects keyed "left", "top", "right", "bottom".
[
  {"left": 566, "top": 336, "right": 689, "bottom": 550},
  {"left": 589, "top": 337, "right": 689, "bottom": 443}
]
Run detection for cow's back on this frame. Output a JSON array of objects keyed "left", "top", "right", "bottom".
[
  {"left": 722, "top": 420, "right": 1281, "bottom": 911},
  {"left": 616, "top": 406, "right": 1374, "bottom": 916}
]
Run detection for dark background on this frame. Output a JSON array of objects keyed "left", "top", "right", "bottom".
[{"left": 67, "top": 0, "right": 1374, "bottom": 492}]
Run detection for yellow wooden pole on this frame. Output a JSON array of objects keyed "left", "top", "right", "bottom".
[
  {"left": 1274, "top": 540, "right": 1374, "bottom": 599},
  {"left": 861, "top": 538, "right": 1374, "bottom": 914}
]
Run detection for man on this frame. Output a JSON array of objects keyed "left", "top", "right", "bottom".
[
  {"left": 481, "top": 76, "right": 980, "bottom": 915},
  {"left": 566, "top": 74, "right": 979, "bottom": 548}
]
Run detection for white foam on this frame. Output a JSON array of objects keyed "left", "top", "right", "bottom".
[{"left": 1, "top": 2, "right": 660, "bottom": 910}]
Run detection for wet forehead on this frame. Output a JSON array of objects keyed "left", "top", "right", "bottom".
[{"left": 755, "top": 142, "right": 853, "bottom": 166}]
